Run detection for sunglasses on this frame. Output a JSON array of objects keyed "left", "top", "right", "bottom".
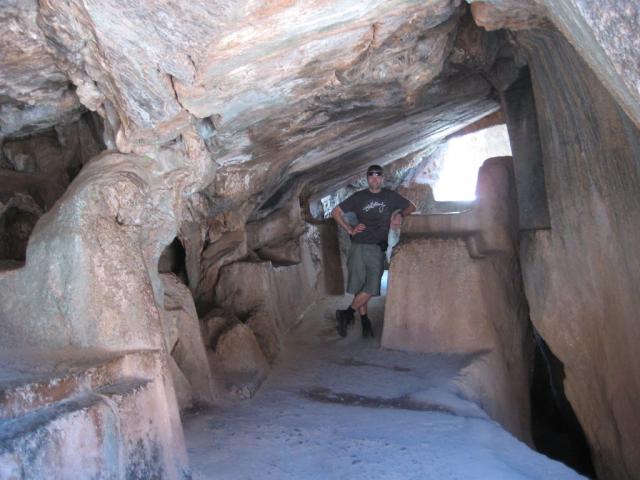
[{"left": 367, "top": 172, "right": 382, "bottom": 177}]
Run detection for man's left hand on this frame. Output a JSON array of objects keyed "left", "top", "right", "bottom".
[{"left": 390, "top": 212, "right": 403, "bottom": 230}]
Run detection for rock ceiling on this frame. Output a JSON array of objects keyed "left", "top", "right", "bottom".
[
  {"left": 0, "top": 0, "right": 510, "bottom": 212},
  {"left": 4, "top": 0, "right": 637, "bottom": 225}
]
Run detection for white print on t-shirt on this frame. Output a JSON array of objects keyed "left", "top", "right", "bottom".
[{"left": 362, "top": 200, "right": 387, "bottom": 213}]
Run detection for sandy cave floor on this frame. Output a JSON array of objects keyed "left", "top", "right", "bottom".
[{"left": 183, "top": 294, "right": 584, "bottom": 480}]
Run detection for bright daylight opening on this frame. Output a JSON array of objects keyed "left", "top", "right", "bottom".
[{"left": 433, "top": 124, "right": 512, "bottom": 201}]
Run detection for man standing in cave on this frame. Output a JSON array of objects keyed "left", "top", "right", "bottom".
[{"left": 331, "top": 164, "right": 416, "bottom": 338}]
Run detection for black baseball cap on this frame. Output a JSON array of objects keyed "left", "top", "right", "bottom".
[{"left": 367, "top": 165, "right": 383, "bottom": 176}]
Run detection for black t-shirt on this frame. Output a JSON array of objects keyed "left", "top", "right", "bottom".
[{"left": 338, "top": 188, "right": 411, "bottom": 244}]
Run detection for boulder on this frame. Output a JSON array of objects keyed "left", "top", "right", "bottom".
[
  {"left": 246, "top": 310, "right": 282, "bottom": 364},
  {"left": 212, "top": 323, "right": 269, "bottom": 400},
  {"left": 256, "top": 238, "right": 302, "bottom": 266}
]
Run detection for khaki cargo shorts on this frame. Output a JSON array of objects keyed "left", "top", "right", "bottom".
[{"left": 346, "top": 242, "right": 385, "bottom": 296}]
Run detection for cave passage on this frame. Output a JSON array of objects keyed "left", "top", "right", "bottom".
[
  {"left": 2, "top": 1, "right": 639, "bottom": 478},
  {"left": 183, "top": 295, "right": 583, "bottom": 480}
]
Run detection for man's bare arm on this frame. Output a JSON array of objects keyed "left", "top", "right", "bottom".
[
  {"left": 401, "top": 202, "right": 416, "bottom": 217},
  {"left": 331, "top": 206, "right": 365, "bottom": 236},
  {"left": 390, "top": 202, "right": 416, "bottom": 228}
]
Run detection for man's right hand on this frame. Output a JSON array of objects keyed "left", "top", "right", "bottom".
[{"left": 349, "top": 223, "right": 366, "bottom": 236}]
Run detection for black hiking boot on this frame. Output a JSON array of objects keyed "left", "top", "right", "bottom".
[
  {"left": 335, "top": 309, "right": 352, "bottom": 337},
  {"left": 361, "top": 317, "right": 374, "bottom": 338}
]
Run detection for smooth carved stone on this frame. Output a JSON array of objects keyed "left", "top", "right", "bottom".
[
  {"left": 517, "top": 28, "right": 640, "bottom": 480},
  {"left": 470, "top": 0, "right": 640, "bottom": 130},
  {"left": 539, "top": 0, "right": 640, "bottom": 129},
  {"left": 382, "top": 237, "right": 532, "bottom": 443},
  {"left": 401, "top": 157, "right": 517, "bottom": 257},
  {"left": 0, "top": 145, "right": 212, "bottom": 351}
]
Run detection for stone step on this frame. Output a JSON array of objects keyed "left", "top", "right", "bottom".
[
  {"left": 0, "top": 349, "right": 158, "bottom": 421},
  {"left": 0, "top": 377, "right": 152, "bottom": 480},
  {"left": 0, "top": 349, "right": 189, "bottom": 479}
]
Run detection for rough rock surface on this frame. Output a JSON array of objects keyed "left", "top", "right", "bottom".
[
  {"left": 0, "top": 114, "right": 105, "bottom": 261},
  {"left": 515, "top": 27, "right": 640, "bottom": 480},
  {"left": 469, "top": 0, "right": 640, "bottom": 129},
  {"left": 0, "top": 0, "right": 83, "bottom": 138},
  {"left": 246, "top": 310, "right": 282, "bottom": 364},
  {"left": 467, "top": 0, "right": 548, "bottom": 31},
  {"left": 215, "top": 324, "right": 269, "bottom": 375}
]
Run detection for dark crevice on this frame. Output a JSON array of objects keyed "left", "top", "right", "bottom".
[
  {"left": 158, "top": 237, "right": 189, "bottom": 285},
  {"left": 0, "top": 206, "right": 39, "bottom": 262},
  {"left": 530, "top": 330, "right": 596, "bottom": 478},
  {"left": 302, "top": 387, "right": 458, "bottom": 415}
]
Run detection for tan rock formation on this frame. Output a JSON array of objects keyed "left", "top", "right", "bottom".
[
  {"left": 383, "top": 157, "right": 532, "bottom": 441},
  {"left": 514, "top": 27, "right": 640, "bottom": 480},
  {"left": 0, "top": 0, "right": 83, "bottom": 138},
  {"left": 469, "top": 0, "right": 640, "bottom": 129},
  {"left": 212, "top": 323, "right": 270, "bottom": 400}
]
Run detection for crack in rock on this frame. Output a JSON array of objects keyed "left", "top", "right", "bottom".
[
  {"left": 333, "top": 357, "right": 411, "bottom": 372},
  {"left": 302, "top": 387, "right": 456, "bottom": 415}
]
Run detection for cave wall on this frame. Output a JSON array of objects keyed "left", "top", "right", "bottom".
[
  {"left": 514, "top": 28, "right": 640, "bottom": 480},
  {"left": 468, "top": 0, "right": 640, "bottom": 129}
]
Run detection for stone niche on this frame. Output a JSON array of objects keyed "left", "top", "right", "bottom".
[{"left": 383, "top": 157, "right": 533, "bottom": 442}]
